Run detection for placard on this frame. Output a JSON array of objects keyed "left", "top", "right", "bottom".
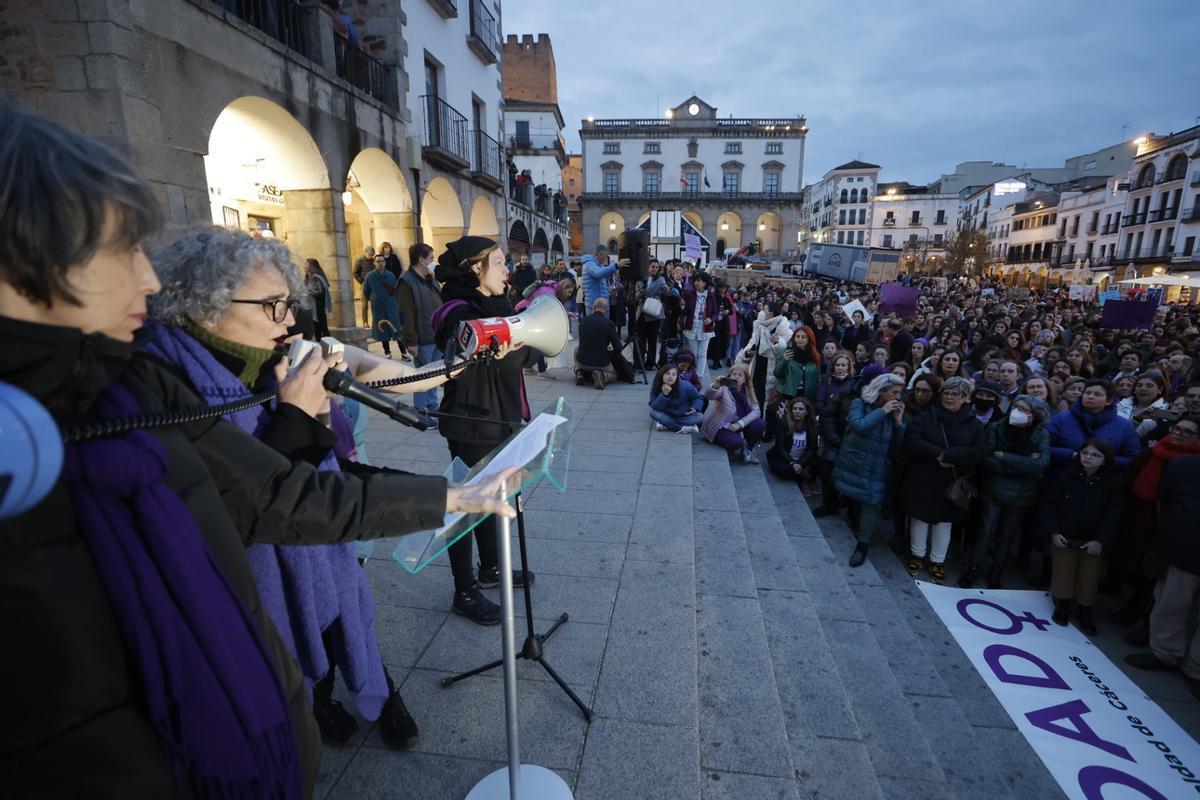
[
  {"left": 841, "top": 299, "right": 872, "bottom": 323},
  {"left": 684, "top": 232, "right": 702, "bottom": 260},
  {"left": 1069, "top": 285, "right": 1097, "bottom": 301},
  {"left": 920, "top": 583, "right": 1200, "bottom": 800},
  {"left": 878, "top": 283, "right": 919, "bottom": 317},
  {"left": 1100, "top": 300, "right": 1156, "bottom": 329}
]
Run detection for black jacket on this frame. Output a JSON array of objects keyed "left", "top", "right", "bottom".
[
  {"left": 818, "top": 375, "right": 863, "bottom": 455},
  {"left": 434, "top": 286, "right": 538, "bottom": 445},
  {"left": 1039, "top": 465, "right": 1123, "bottom": 545},
  {"left": 577, "top": 311, "right": 621, "bottom": 368},
  {"left": 1154, "top": 454, "right": 1200, "bottom": 574},
  {"left": 888, "top": 329, "right": 914, "bottom": 366},
  {"left": 0, "top": 318, "right": 448, "bottom": 798},
  {"left": 901, "top": 404, "right": 987, "bottom": 523},
  {"left": 766, "top": 419, "right": 820, "bottom": 478}
]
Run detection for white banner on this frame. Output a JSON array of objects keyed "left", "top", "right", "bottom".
[{"left": 918, "top": 583, "right": 1200, "bottom": 799}]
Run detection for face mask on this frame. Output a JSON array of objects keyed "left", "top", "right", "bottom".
[{"left": 1008, "top": 408, "right": 1031, "bottom": 426}]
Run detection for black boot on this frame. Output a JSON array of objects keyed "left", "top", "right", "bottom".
[
  {"left": 379, "top": 674, "right": 419, "bottom": 750},
  {"left": 849, "top": 542, "right": 869, "bottom": 568},
  {"left": 957, "top": 563, "right": 979, "bottom": 589},
  {"left": 312, "top": 668, "right": 358, "bottom": 745},
  {"left": 452, "top": 583, "right": 501, "bottom": 626},
  {"left": 1075, "top": 605, "right": 1097, "bottom": 636},
  {"left": 1052, "top": 597, "right": 1070, "bottom": 626}
]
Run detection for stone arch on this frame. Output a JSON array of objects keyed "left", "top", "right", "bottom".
[
  {"left": 1165, "top": 153, "right": 1188, "bottom": 181},
  {"left": 468, "top": 195, "right": 500, "bottom": 237},
  {"left": 599, "top": 211, "right": 625, "bottom": 241},
  {"left": 717, "top": 211, "right": 743, "bottom": 253},
  {"left": 344, "top": 148, "right": 414, "bottom": 312},
  {"left": 1135, "top": 163, "right": 1156, "bottom": 189},
  {"left": 636, "top": 211, "right": 652, "bottom": 227},
  {"left": 551, "top": 234, "right": 564, "bottom": 258},
  {"left": 532, "top": 228, "right": 550, "bottom": 266},
  {"left": 421, "top": 176, "right": 466, "bottom": 255},
  {"left": 682, "top": 211, "right": 704, "bottom": 233},
  {"left": 755, "top": 212, "right": 782, "bottom": 255},
  {"left": 204, "top": 96, "right": 344, "bottom": 317},
  {"left": 509, "top": 220, "right": 530, "bottom": 255}
]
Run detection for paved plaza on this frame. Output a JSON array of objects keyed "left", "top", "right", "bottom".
[{"left": 314, "top": 356, "right": 1200, "bottom": 800}]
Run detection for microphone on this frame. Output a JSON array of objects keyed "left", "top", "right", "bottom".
[{"left": 322, "top": 369, "right": 433, "bottom": 431}]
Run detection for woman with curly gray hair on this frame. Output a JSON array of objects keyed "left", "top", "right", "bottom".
[{"left": 144, "top": 226, "right": 450, "bottom": 749}]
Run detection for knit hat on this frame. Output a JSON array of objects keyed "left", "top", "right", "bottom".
[
  {"left": 861, "top": 364, "right": 886, "bottom": 381},
  {"left": 435, "top": 236, "right": 498, "bottom": 290},
  {"left": 914, "top": 337, "right": 930, "bottom": 349}
]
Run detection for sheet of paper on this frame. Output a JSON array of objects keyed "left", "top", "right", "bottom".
[{"left": 466, "top": 413, "right": 568, "bottom": 487}]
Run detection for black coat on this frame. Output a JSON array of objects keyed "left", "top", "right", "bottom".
[
  {"left": 1039, "top": 465, "right": 1123, "bottom": 545},
  {"left": 434, "top": 286, "right": 538, "bottom": 446},
  {"left": 0, "top": 318, "right": 448, "bottom": 798},
  {"left": 1154, "top": 454, "right": 1200, "bottom": 574},
  {"left": 577, "top": 311, "right": 621, "bottom": 368},
  {"left": 901, "top": 404, "right": 987, "bottom": 523},
  {"left": 766, "top": 419, "right": 820, "bottom": 479}
]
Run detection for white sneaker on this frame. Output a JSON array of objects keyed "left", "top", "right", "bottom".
[
  {"left": 655, "top": 423, "right": 668, "bottom": 432},
  {"left": 679, "top": 425, "right": 699, "bottom": 435}
]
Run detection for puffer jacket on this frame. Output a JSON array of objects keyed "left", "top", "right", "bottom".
[
  {"left": 649, "top": 379, "right": 704, "bottom": 418},
  {"left": 818, "top": 375, "right": 863, "bottom": 458},
  {"left": 901, "top": 404, "right": 987, "bottom": 524},
  {"left": 833, "top": 397, "right": 906, "bottom": 506},
  {"left": 1044, "top": 400, "right": 1142, "bottom": 470},
  {"left": 979, "top": 422, "right": 1050, "bottom": 507}
]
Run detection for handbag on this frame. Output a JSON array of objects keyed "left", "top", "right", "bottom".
[
  {"left": 642, "top": 295, "right": 664, "bottom": 319},
  {"left": 939, "top": 423, "right": 977, "bottom": 510}
]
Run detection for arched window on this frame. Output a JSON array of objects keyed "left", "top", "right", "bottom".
[
  {"left": 1165, "top": 154, "right": 1187, "bottom": 181},
  {"left": 1135, "top": 163, "right": 1156, "bottom": 189},
  {"left": 849, "top": 188, "right": 859, "bottom": 203},
  {"left": 839, "top": 188, "right": 848, "bottom": 203}
]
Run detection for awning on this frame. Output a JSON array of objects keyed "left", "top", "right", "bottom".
[{"left": 1118, "top": 275, "right": 1200, "bottom": 288}]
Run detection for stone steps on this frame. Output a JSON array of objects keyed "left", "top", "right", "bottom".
[{"left": 760, "top": 469, "right": 1065, "bottom": 800}]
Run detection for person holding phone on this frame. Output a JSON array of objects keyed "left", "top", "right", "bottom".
[
  {"left": 1040, "top": 439, "right": 1123, "bottom": 634},
  {"left": 701, "top": 364, "right": 764, "bottom": 463}
]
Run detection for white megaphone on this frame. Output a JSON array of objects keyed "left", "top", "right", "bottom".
[{"left": 456, "top": 294, "right": 570, "bottom": 358}]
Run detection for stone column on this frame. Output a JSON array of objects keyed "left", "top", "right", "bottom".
[{"left": 283, "top": 188, "right": 355, "bottom": 328}]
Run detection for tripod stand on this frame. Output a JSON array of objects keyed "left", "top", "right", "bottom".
[
  {"left": 440, "top": 493, "right": 594, "bottom": 722},
  {"left": 619, "top": 277, "right": 650, "bottom": 385}
]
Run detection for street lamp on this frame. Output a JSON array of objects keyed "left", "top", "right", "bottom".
[{"left": 608, "top": 221, "right": 616, "bottom": 231}]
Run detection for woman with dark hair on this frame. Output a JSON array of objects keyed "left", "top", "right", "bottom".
[
  {"left": 1116, "top": 369, "right": 1170, "bottom": 441},
  {"left": 682, "top": 271, "right": 718, "bottom": 378},
  {"left": 1041, "top": 439, "right": 1123, "bottom": 634},
  {"left": 960, "top": 395, "right": 1051, "bottom": 589},
  {"left": 433, "top": 236, "right": 543, "bottom": 625},
  {"left": 649, "top": 363, "right": 705, "bottom": 433},
  {"left": 766, "top": 396, "right": 820, "bottom": 494},
  {"left": 901, "top": 376, "right": 987, "bottom": 584},
  {"left": 0, "top": 103, "right": 512, "bottom": 796},
  {"left": 935, "top": 349, "right": 968, "bottom": 382},
  {"left": 303, "top": 258, "right": 331, "bottom": 338},
  {"left": 909, "top": 337, "right": 928, "bottom": 371},
  {"left": 378, "top": 240, "right": 403, "bottom": 279}
]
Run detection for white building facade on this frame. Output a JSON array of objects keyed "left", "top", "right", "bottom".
[
  {"left": 801, "top": 160, "right": 881, "bottom": 250},
  {"left": 1117, "top": 125, "right": 1200, "bottom": 278},
  {"left": 869, "top": 183, "right": 959, "bottom": 272},
  {"left": 579, "top": 96, "right": 807, "bottom": 259}
]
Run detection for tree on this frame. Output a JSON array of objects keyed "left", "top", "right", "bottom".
[
  {"left": 901, "top": 236, "right": 937, "bottom": 274},
  {"left": 942, "top": 228, "right": 991, "bottom": 276}
]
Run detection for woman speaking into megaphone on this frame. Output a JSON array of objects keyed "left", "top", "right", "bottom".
[{"left": 432, "top": 236, "right": 543, "bottom": 625}]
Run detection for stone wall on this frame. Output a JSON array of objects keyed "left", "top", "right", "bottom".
[{"left": 500, "top": 33, "right": 555, "bottom": 104}]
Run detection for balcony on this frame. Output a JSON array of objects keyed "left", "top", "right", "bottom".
[
  {"left": 1119, "top": 246, "right": 1176, "bottom": 263},
  {"left": 508, "top": 132, "right": 567, "bottom": 160},
  {"left": 580, "top": 190, "right": 804, "bottom": 204},
  {"left": 425, "top": 0, "right": 458, "bottom": 18},
  {"left": 1147, "top": 207, "right": 1178, "bottom": 223},
  {"left": 1055, "top": 254, "right": 1114, "bottom": 267},
  {"left": 908, "top": 217, "right": 922, "bottom": 226},
  {"left": 1122, "top": 212, "right": 1148, "bottom": 226},
  {"left": 1086, "top": 225, "right": 1098, "bottom": 235},
  {"left": 469, "top": 129, "right": 503, "bottom": 190},
  {"left": 333, "top": 35, "right": 395, "bottom": 108},
  {"left": 467, "top": 0, "right": 498, "bottom": 64},
  {"left": 1182, "top": 206, "right": 1200, "bottom": 223},
  {"left": 220, "top": 0, "right": 310, "bottom": 57},
  {"left": 934, "top": 216, "right": 947, "bottom": 225},
  {"left": 883, "top": 218, "right": 896, "bottom": 227},
  {"left": 1102, "top": 224, "right": 1120, "bottom": 235},
  {"left": 1157, "top": 171, "right": 1186, "bottom": 185},
  {"left": 420, "top": 95, "right": 470, "bottom": 171}
]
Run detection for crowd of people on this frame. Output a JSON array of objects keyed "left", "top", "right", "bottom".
[{"left": 641, "top": 264, "right": 1200, "bottom": 701}]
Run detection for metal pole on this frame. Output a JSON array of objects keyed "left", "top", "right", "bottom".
[{"left": 497, "top": 478, "right": 521, "bottom": 799}]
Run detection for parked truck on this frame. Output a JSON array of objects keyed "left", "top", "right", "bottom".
[{"left": 802, "top": 243, "right": 901, "bottom": 285}]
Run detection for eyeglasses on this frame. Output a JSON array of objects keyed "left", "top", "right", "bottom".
[
  {"left": 230, "top": 297, "right": 299, "bottom": 322},
  {"left": 942, "top": 390, "right": 964, "bottom": 398}
]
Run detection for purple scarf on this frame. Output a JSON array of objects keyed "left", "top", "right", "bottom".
[
  {"left": 141, "top": 323, "right": 388, "bottom": 719},
  {"left": 64, "top": 383, "right": 301, "bottom": 798}
]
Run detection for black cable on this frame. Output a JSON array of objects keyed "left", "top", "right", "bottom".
[{"left": 62, "top": 350, "right": 493, "bottom": 444}]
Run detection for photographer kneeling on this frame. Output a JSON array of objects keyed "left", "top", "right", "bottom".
[
  {"left": 0, "top": 105, "right": 512, "bottom": 798},
  {"left": 575, "top": 297, "right": 634, "bottom": 389}
]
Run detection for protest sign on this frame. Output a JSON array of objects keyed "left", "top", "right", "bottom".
[
  {"left": 878, "top": 283, "right": 920, "bottom": 317},
  {"left": 1100, "top": 300, "right": 1157, "bottom": 329},
  {"left": 920, "top": 583, "right": 1200, "bottom": 800}
]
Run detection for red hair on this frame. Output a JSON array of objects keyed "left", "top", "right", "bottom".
[{"left": 792, "top": 325, "right": 821, "bottom": 365}]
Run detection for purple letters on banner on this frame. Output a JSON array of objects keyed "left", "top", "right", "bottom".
[
  {"left": 1100, "top": 300, "right": 1157, "bottom": 330},
  {"left": 1026, "top": 699, "right": 1134, "bottom": 762},
  {"left": 1077, "top": 766, "right": 1169, "bottom": 800},
  {"left": 983, "top": 644, "right": 1070, "bottom": 690},
  {"left": 956, "top": 598, "right": 1052, "bottom": 634},
  {"left": 878, "top": 283, "right": 920, "bottom": 317}
]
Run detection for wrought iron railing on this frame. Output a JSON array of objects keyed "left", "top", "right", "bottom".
[
  {"left": 421, "top": 95, "right": 470, "bottom": 164},
  {"left": 468, "top": 0, "right": 497, "bottom": 59},
  {"left": 333, "top": 34, "right": 394, "bottom": 107},
  {"left": 471, "top": 129, "right": 503, "bottom": 183},
  {"left": 221, "top": 0, "right": 309, "bottom": 57}
]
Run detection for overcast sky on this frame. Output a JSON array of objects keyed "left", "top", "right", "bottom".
[{"left": 503, "top": 0, "right": 1200, "bottom": 185}]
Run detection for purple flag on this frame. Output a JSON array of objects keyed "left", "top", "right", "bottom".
[
  {"left": 1100, "top": 300, "right": 1156, "bottom": 330},
  {"left": 878, "top": 283, "right": 919, "bottom": 317}
]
